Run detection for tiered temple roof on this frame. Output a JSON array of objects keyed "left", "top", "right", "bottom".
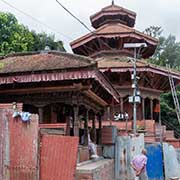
[{"left": 71, "top": 4, "right": 158, "bottom": 59}]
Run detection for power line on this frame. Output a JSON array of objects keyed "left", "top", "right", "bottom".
[
  {"left": 0, "top": 0, "right": 72, "bottom": 41},
  {"left": 56, "top": 0, "right": 114, "bottom": 51},
  {"left": 56, "top": 0, "right": 92, "bottom": 33}
]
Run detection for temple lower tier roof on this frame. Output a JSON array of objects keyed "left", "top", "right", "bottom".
[
  {"left": 96, "top": 56, "right": 180, "bottom": 92},
  {"left": 0, "top": 51, "right": 119, "bottom": 104},
  {"left": 0, "top": 51, "right": 96, "bottom": 74}
]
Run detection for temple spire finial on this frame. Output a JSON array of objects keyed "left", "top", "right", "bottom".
[{"left": 112, "top": 0, "right": 114, "bottom": 5}]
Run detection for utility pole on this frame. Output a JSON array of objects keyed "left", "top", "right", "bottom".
[
  {"left": 124, "top": 43, "right": 147, "bottom": 134},
  {"left": 133, "top": 47, "right": 137, "bottom": 134}
]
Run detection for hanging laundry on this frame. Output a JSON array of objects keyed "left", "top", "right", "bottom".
[
  {"left": 12, "top": 111, "right": 20, "bottom": 118},
  {"left": 12, "top": 111, "right": 31, "bottom": 122},
  {"left": 20, "top": 112, "right": 31, "bottom": 122}
]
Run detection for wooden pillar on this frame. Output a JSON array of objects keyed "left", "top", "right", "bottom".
[
  {"left": 93, "top": 114, "right": 97, "bottom": 143},
  {"left": 73, "top": 105, "right": 79, "bottom": 137},
  {"left": 84, "top": 109, "right": 89, "bottom": 146},
  {"left": 98, "top": 114, "right": 102, "bottom": 144},
  {"left": 120, "top": 97, "right": 124, "bottom": 113},
  {"left": 51, "top": 105, "right": 57, "bottom": 123},
  {"left": 107, "top": 106, "right": 110, "bottom": 121},
  {"left": 38, "top": 107, "right": 44, "bottom": 123},
  {"left": 142, "top": 98, "right": 146, "bottom": 129},
  {"left": 150, "top": 99, "right": 153, "bottom": 120},
  {"left": 109, "top": 100, "right": 114, "bottom": 125}
]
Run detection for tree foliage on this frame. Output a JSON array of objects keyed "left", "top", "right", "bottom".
[
  {"left": 144, "top": 26, "right": 163, "bottom": 38},
  {"left": 144, "top": 26, "right": 180, "bottom": 69},
  {"left": 0, "top": 12, "right": 65, "bottom": 56}
]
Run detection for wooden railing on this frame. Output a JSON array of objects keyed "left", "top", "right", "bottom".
[{"left": 39, "top": 123, "right": 67, "bottom": 135}]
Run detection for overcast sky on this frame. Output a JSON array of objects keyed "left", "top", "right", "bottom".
[{"left": 0, "top": 0, "right": 180, "bottom": 52}]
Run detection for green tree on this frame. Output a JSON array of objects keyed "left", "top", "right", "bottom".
[
  {"left": 144, "top": 26, "right": 180, "bottom": 69},
  {"left": 0, "top": 12, "right": 34, "bottom": 55},
  {"left": 160, "top": 91, "right": 180, "bottom": 137},
  {"left": 31, "top": 31, "right": 65, "bottom": 51},
  {"left": 0, "top": 12, "right": 65, "bottom": 55},
  {"left": 144, "top": 26, "right": 163, "bottom": 38}
]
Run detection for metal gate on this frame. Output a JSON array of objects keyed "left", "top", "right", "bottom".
[
  {"left": 40, "top": 134, "right": 78, "bottom": 180},
  {"left": 145, "top": 143, "right": 164, "bottom": 180}
]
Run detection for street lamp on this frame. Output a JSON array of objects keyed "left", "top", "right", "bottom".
[{"left": 124, "top": 43, "right": 147, "bottom": 134}]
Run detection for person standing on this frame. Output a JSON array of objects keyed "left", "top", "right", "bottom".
[
  {"left": 124, "top": 111, "right": 129, "bottom": 132},
  {"left": 131, "top": 149, "right": 148, "bottom": 180},
  {"left": 124, "top": 111, "right": 129, "bottom": 121}
]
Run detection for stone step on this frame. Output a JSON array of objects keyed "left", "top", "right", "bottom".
[{"left": 77, "top": 157, "right": 104, "bottom": 167}]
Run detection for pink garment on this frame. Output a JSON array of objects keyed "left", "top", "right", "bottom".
[{"left": 132, "top": 154, "right": 147, "bottom": 172}]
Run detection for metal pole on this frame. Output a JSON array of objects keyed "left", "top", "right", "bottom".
[{"left": 133, "top": 47, "right": 137, "bottom": 134}]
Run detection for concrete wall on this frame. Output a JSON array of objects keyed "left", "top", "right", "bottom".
[
  {"left": 76, "top": 159, "right": 114, "bottom": 180},
  {"left": 163, "top": 143, "right": 180, "bottom": 179},
  {"left": 103, "top": 145, "right": 115, "bottom": 159},
  {"left": 115, "top": 134, "right": 144, "bottom": 180},
  {"left": 0, "top": 109, "right": 10, "bottom": 180},
  {"left": 176, "top": 149, "right": 180, "bottom": 164}
]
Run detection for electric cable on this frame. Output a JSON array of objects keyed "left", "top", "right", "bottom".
[
  {"left": 56, "top": 0, "right": 114, "bottom": 52},
  {"left": 0, "top": 0, "right": 72, "bottom": 41}
]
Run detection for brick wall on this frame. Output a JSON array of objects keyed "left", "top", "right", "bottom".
[
  {"left": 166, "top": 139, "right": 180, "bottom": 148},
  {"left": 78, "top": 146, "right": 89, "bottom": 163}
]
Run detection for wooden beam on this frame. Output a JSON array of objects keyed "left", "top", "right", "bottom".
[
  {"left": 0, "top": 85, "right": 90, "bottom": 95},
  {"left": 83, "top": 90, "right": 108, "bottom": 107},
  {"left": 153, "top": 75, "right": 164, "bottom": 89}
]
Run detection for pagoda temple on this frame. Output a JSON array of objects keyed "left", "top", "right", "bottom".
[
  {"left": 71, "top": 3, "right": 180, "bottom": 123},
  {"left": 0, "top": 2, "right": 180, "bottom": 143}
]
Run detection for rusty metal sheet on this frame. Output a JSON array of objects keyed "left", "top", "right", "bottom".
[
  {"left": 9, "top": 115, "right": 39, "bottom": 180},
  {"left": 102, "top": 126, "right": 117, "bottom": 144},
  {"left": 40, "top": 135, "right": 79, "bottom": 180}
]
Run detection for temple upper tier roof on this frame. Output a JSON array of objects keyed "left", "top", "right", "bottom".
[{"left": 90, "top": 4, "right": 136, "bottom": 29}]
